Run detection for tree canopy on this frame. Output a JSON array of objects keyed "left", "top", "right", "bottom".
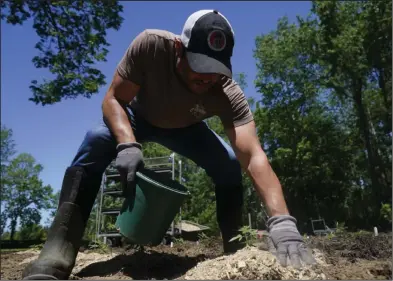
[{"left": 1, "top": 0, "right": 123, "bottom": 105}]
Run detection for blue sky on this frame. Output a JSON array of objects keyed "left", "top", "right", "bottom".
[{"left": 1, "top": 1, "right": 312, "bottom": 226}]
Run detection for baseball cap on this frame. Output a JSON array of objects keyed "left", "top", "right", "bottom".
[{"left": 180, "top": 9, "right": 235, "bottom": 78}]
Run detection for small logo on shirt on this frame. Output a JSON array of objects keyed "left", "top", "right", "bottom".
[{"left": 190, "top": 102, "right": 206, "bottom": 119}]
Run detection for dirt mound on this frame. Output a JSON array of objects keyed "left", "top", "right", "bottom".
[
  {"left": 72, "top": 241, "right": 221, "bottom": 280},
  {"left": 321, "top": 258, "right": 392, "bottom": 280},
  {"left": 1, "top": 233, "right": 391, "bottom": 280},
  {"left": 180, "top": 246, "right": 327, "bottom": 280},
  {"left": 306, "top": 232, "right": 392, "bottom": 261}
]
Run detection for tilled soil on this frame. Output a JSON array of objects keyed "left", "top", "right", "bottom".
[
  {"left": 1, "top": 249, "right": 40, "bottom": 280},
  {"left": 73, "top": 241, "right": 222, "bottom": 280},
  {"left": 304, "top": 232, "right": 392, "bottom": 280},
  {"left": 1, "top": 232, "right": 391, "bottom": 280}
]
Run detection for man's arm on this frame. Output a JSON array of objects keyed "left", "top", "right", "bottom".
[
  {"left": 102, "top": 30, "right": 151, "bottom": 145},
  {"left": 225, "top": 118, "right": 317, "bottom": 269},
  {"left": 225, "top": 120, "right": 289, "bottom": 217},
  {"left": 102, "top": 71, "right": 140, "bottom": 144}
]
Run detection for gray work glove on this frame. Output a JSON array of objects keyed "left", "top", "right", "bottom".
[
  {"left": 267, "top": 215, "right": 316, "bottom": 269},
  {"left": 115, "top": 142, "right": 144, "bottom": 198}
]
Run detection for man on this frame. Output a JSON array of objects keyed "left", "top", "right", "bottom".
[{"left": 22, "top": 9, "right": 316, "bottom": 280}]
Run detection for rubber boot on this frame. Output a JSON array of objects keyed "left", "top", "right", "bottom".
[
  {"left": 215, "top": 185, "right": 246, "bottom": 254},
  {"left": 22, "top": 166, "right": 100, "bottom": 280}
]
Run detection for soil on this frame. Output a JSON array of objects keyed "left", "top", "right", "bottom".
[{"left": 1, "top": 232, "right": 391, "bottom": 280}]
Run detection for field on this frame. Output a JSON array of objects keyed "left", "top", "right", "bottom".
[{"left": 1, "top": 232, "right": 391, "bottom": 280}]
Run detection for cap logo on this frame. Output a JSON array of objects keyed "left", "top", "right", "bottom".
[{"left": 207, "top": 30, "right": 226, "bottom": 51}]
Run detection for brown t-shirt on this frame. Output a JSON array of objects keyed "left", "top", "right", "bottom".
[{"left": 117, "top": 29, "right": 253, "bottom": 129}]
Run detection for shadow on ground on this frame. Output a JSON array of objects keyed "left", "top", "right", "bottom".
[{"left": 75, "top": 250, "right": 207, "bottom": 279}]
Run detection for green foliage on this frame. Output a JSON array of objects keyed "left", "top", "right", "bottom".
[
  {"left": 142, "top": 142, "right": 172, "bottom": 158},
  {"left": 335, "top": 222, "right": 348, "bottom": 234},
  {"left": 252, "top": 0, "right": 391, "bottom": 232},
  {"left": 1, "top": 0, "right": 124, "bottom": 105},
  {"left": 87, "top": 240, "right": 110, "bottom": 254},
  {"left": 326, "top": 232, "right": 336, "bottom": 240},
  {"left": 173, "top": 237, "right": 185, "bottom": 244},
  {"left": 310, "top": 0, "right": 392, "bottom": 215},
  {"left": 234, "top": 72, "right": 248, "bottom": 90},
  {"left": 0, "top": 125, "right": 16, "bottom": 165},
  {"left": 229, "top": 225, "right": 258, "bottom": 246},
  {"left": 380, "top": 203, "right": 392, "bottom": 224},
  {"left": 254, "top": 17, "right": 355, "bottom": 229},
  {"left": 0, "top": 126, "right": 17, "bottom": 236},
  {"left": 180, "top": 168, "right": 219, "bottom": 233},
  {"left": 44, "top": 190, "right": 60, "bottom": 226},
  {"left": 2, "top": 153, "right": 56, "bottom": 240},
  {"left": 16, "top": 224, "right": 47, "bottom": 240}
]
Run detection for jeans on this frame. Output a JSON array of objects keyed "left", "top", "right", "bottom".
[{"left": 70, "top": 107, "right": 244, "bottom": 249}]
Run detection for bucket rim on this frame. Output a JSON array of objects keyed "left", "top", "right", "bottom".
[{"left": 136, "top": 170, "right": 190, "bottom": 196}]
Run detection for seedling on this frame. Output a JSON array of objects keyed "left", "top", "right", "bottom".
[{"left": 229, "top": 225, "right": 258, "bottom": 246}]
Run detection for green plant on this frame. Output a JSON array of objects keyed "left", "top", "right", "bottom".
[
  {"left": 173, "top": 237, "right": 184, "bottom": 244},
  {"left": 335, "top": 222, "right": 347, "bottom": 234},
  {"left": 198, "top": 232, "right": 211, "bottom": 242},
  {"left": 229, "top": 225, "right": 258, "bottom": 246},
  {"left": 380, "top": 203, "right": 392, "bottom": 223},
  {"left": 87, "top": 240, "right": 110, "bottom": 254},
  {"left": 327, "top": 232, "right": 336, "bottom": 240}
]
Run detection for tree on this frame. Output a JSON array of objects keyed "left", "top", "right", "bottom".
[
  {"left": 1, "top": 0, "right": 124, "bottom": 105},
  {"left": 310, "top": 0, "right": 392, "bottom": 217},
  {"left": 0, "top": 212, "right": 7, "bottom": 238},
  {"left": 0, "top": 125, "right": 16, "bottom": 235},
  {"left": 252, "top": 0, "right": 391, "bottom": 231},
  {"left": 17, "top": 223, "right": 47, "bottom": 240},
  {"left": 1, "top": 125, "right": 16, "bottom": 165},
  {"left": 2, "top": 153, "right": 56, "bottom": 240},
  {"left": 253, "top": 16, "right": 357, "bottom": 230},
  {"left": 44, "top": 190, "right": 60, "bottom": 226}
]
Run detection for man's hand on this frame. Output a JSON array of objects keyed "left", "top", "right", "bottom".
[
  {"left": 267, "top": 215, "right": 316, "bottom": 268},
  {"left": 115, "top": 142, "right": 144, "bottom": 197}
]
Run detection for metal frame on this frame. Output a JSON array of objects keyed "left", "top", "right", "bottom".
[
  {"left": 95, "top": 153, "right": 183, "bottom": 241},
  {"left": 311, "top": 218, "right": 336, "bottom": 236}
]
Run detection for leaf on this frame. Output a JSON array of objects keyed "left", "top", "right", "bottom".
[
  {"left": 2, "top": 0, "right": 124, "bottom": 105},
  {"left": 229, "top": 234, "right": 243, "bottom": 242}
]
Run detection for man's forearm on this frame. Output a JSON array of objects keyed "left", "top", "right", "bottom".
[
  {"left": 102, "top": 96, "right": 136, "bottom": 144},
  {"left": 246, "top": 151, "right": 289, "bottom": 217}
]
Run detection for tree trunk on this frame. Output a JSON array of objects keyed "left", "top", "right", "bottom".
[
  {"left": 377, "top": 67, "right": 392, "bottom": 134},
  {"left": 352, "top": 79, "right": 384, "bottom": 211},
  {"left": 9, "top": 219, "right": 17, "bottom": 241}
]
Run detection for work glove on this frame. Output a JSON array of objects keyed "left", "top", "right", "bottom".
[
  {"left": 267, "top": 215, "right": 316, "bottom": 269},
  {"left": 115, "top": 142, "right": 144, "bottom": 198}
]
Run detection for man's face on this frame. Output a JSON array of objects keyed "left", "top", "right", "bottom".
[
  {"left": 182, "top": 64, "right": 221, "bottom": 94},
  {"left": 175, "top": 40, "right": 221, "bottom": 94}
]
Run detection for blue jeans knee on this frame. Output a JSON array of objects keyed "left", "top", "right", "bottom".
[
  {"left": 70, "top": 123, "right": 117, "bottom": 176},
  {"left": 210, "top": 156, "right": 243, "bottom": 188}
]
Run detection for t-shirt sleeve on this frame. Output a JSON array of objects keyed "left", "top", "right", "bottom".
[
  {"left": 218, "top": 78, "right": 254, "bottom": 128},
  {"left": 117, "top": 30, "right": 153, "bottom": 85}
]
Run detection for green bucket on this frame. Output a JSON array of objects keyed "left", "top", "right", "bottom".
[{"left": 115, "top": 168, "right": 190, "bottom": 246}]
